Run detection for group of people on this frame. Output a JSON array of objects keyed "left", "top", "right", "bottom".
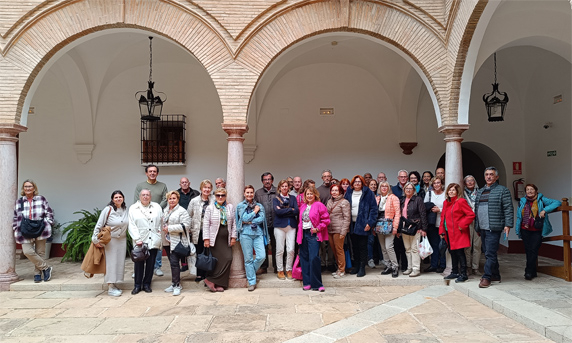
[{"left": 12, "top": 164, "right": 562, "bottom": 295}]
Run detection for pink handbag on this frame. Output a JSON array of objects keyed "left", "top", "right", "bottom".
[{"left": 292, "top": 255, "right": 303, "bottom": 280}]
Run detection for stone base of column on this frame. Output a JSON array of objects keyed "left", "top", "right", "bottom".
[
  {"left": 228, "top": 241, "right": 247, "bottom": 288},
  {"left": 0, "top": 272, "right": 20, "bottom": 291}
]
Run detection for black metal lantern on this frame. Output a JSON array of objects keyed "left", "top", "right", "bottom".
[
  {"left": 483, "top": 52, "right": 509, "bottom": 122},
  {"left": 135, "top": 37, "right": 166, "bottom": 121}
]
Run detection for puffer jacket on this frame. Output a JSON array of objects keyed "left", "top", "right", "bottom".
[
  {"left": 326, "top": 195, "right": 350, "bottom": 236},
  {"left": 383, "top": 194, "right": 401, "bottom": 230},
  {"left": 203, "top": 203, "right": 237, "bottom": 247},
  {"left": 187, "top": 195, "right": 215, "bottom": 244},
  {"left": 163, "top": 205, "right": 192, "bottom": 251},
  {"left": 515, "top": 193, "right": 561, "bottom": 238},
  {"left": 474, "top": 182, "right": 514, "bottom": 232}
]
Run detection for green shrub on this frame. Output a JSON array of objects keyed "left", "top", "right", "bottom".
[{"left": 61, "top": 209, "right": 101, "bottom": 262}]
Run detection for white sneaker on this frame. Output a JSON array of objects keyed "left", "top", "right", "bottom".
[
  {"left": 368, "top": 259, "right": 376, "bottom": 269},
  {"left": 131, "top": 273, "right": 135, "bottom": 278},
  {"left": 173, "top": 285, "right": 182, "bottom": 296},
  {"left": 154, "top": 268, "right": 164, "bottom": 276},
  {"left": 164, "top": 285, "right": 174, "bottom": 293},
  {"left": 108, "top": 288, "right": 122, "bottom": 297}
]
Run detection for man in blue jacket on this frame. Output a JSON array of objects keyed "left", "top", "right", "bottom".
[{"left": 474, "top": 167, "right": 514, "bottom": 288}]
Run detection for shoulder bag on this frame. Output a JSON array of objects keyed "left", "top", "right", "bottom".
[
  {"left": 196, "top": 247, "right": 218, "bottom": 272},
  {"left": 398, "top": 216, "right": 419, "bottom": 236},
  {"left": 173, "top": 225, "right": 191, "bottom": 257},
  {"left": 19, "top": 198, "right": 46, "bottom": 239},
  {"left": 131, "top": 243, "right": 150, "bottom": 262}
]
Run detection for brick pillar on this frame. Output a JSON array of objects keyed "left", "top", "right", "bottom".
[
  {"left": 438, "top": 124, "right": 470, "bottom": 188},
  {"left": 222, "top": 123, "right": 248, "bottom": 288},
  {"left": 0, "top": 124, "right": 27, "bottom": 290}
]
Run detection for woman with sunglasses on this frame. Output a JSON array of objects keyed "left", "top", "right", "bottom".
[{"left": 202, "top": 188, "right": 237, "bottom": 292}]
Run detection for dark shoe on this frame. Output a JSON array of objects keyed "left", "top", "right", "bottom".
[
  {"left": 42, "top": 266, "right": 52, "bottom": 282},
  {"left": 143, "top": 285, "right": 152, "bottom": 293},
  {"left": 455, "top": 275, "right": 468, "bottom": 283},
  {"left": 524, "top": 273, "right": 533, "bottom": 280},
  {"left": 357, "top": 263, "right": 366, "bottom": 277},
  {"left": 349, "top": 266, "right": 359, "bottom": 275},
  {"left": 479, "top": 278, "right": 491, "bottom": 288},
  {"left": 491, "top": 276, "right": 501, "bottom": 283},
  {"left": 381, "top": 267, "right": 392, "bottom": 275},
  {"left": 444, "top": 273, "right": 459, "bottom": 280},
  {"left": 435, "top": 267, "right": 444, "bottom": 273},
  {"left": 181, "top": 264, "right": 189, "bottom": 272},
  {"left": 34, "top": 274, "right": 42, "bottom": 283},
  {"left": 392, "top": 269, "right": 399, "bottom": 278},
  {"left": 256, "top": 268, "right": 267, "bottom": 275},
  {"left": 131, "top": 286, "right": 141, "bottom": 295},
  {"left": 195, "top": 276, "right": 204, "bottom": 283},
  {"left": 424, "top": 267, "right": 437, "bottom": 273}
]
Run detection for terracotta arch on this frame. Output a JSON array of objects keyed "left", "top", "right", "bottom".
[{"left": 0, "top": 0, "right": 232, "bottom": 125}]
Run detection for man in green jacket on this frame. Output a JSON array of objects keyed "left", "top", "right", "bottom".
[{"left": 474, "top": 166, "right": 514, "bottom": 288}]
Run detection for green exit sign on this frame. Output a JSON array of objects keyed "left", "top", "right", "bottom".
[{"left": 547, "top": 150, "right": 557, "bottom": 157}]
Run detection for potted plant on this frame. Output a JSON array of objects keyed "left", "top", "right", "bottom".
[{"left": 61, "top": 209, "right": 102, "bottom": 262}]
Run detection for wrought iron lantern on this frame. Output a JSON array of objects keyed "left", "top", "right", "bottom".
[
  {"left": 483, "top": 52, "right": 509, "bottom": 122},
  {"left": 135, "top": 37, "right": 167, "bottom": 121}
]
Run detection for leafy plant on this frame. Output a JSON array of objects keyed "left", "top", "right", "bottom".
[
  {"left": 48, "top": 220, "right": 63, "bottom": 243},
  {"left": 61, "top": 208, "right": 101, "bottom": 262}
]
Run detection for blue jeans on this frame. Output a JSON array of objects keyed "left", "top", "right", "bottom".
[
  {"left": 154, "top": 249, "right": 162, "bottom": 270},
  {"left": 427, "top": 225, "right": 445, "bottom": 269},
  {"left": 240, "top": 234, "right": 266, "bottom": 286},
  {"left": 300, "top": 230, "right": 323, "bottom": 289},
  {"left": 481, "top": 229, "right": 502, "bottom": 280}
]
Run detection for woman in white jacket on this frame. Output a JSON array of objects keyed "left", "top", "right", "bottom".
[
  {"left": 162, "top": 190, "right": 191, "bottom": 296},
  {"left": 128, "top": 189, "right": 162, "bottom": 294},
  {"left": 187, "top": 180, "right": 215, "bottom": 282}
]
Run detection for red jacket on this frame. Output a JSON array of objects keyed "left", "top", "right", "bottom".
[{"left": 439, "top": 197, "right": 475, "bottom": 250}]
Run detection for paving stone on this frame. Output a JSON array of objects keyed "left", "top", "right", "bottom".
[
  {"left": 0, "top": 318, "right": 29, "bottom": 335},
  {"left": 194, "top": 305, "right": 237, "bottom": 316},
  {"left": 296, "top": 303, "right": 360, "bottom": 314},
  {"left": 0, "top": 298, "right": 66, "bottom": 309},
  {"left": 56, "top": 307, "right": 106, "bottom": 318},
  {"left": 0, "top": 308, "right": 64, "bottom": 319},
  {"left": 373, "top": 312, "right": 426, "bottom": 335},
  {"left": 267, "top": 313, "right": 323, "bottom": 332},
  {"left": 208, "top": 314, "right": 267, "bottom": 332},
  {"left": 338, "top": 325, "right": 385, "bottom": 342},
  {"left": 9, "top": 317, "right": 104, "bottom": 336},
  {"left": 189, "top": 330, "right": 302, "bottom": 342},
  {"left": 237, "top": 304, "right": 296, "bottom": 314},
  {"left": 144, "top": 305, "right": 198, "bottom": 317},
  {"left": 164, "top": 314, "right": 213, "bottom": 334},
  {"left": 215, "top": 293, "right": 259, "bottom": 305},
  {"left": 53, "top": 296, "right": 101, "bottom": 308},
  {"left": 90, "top": 316, "right": 174, "bottom": 335},
  {"left": 258, "top": 294, "right": 311, "bottom": 305}
]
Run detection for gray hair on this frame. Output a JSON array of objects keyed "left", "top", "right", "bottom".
[
  {"left": 484, "top": 167, "right": 498, "bottom": 176},
  {"left": 322, "top": 169, "right": 332, "bottom": 177},
  {"left": 398, "top": 169, "right": 409, "bottom": 176},
  {"left": 403, "top": 182, "right": 417, "bottom": 195}
]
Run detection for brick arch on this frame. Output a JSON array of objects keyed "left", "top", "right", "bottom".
[
  {"left": 0, "top": 0, "right": 232, "bottom": 125},
  {"left": 236, "top": 0, "right": 449, "bottom": 124}
]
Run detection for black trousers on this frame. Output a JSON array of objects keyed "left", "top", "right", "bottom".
[
  {"left": 521, "top": 229, "right": 542, "bottom": 276},
  {"left": 134, "top": 248, "right": 158, "bottom": 287},
  {"left": 350, "top": 233, "right": 368, "bottom": 266},
  {"left": 164, "top": 246, "right": 181, "bottom": 285},
  {"left": 450, "top": 248, "right": 467, "bottom": 275}
]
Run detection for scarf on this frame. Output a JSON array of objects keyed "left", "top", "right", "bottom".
[
  {"left": 246, "top": 201, "right": 259, "bottom": 229},
  {"left": 464, "top": 187, "right": 478, "bottom": 206},
  {"left": 215, "top": 201, "right": 227, "bottom": 226},
  {"left": 522, "top": 196, "right": 538, "bottom": 228}
]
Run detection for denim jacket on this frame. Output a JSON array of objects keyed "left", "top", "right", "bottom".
[{"left": 236, "top": 200, "right": 269, "bottom": 244}]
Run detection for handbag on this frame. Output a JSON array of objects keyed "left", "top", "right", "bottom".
[
  {"left": 173, "top": 226, "right": 191, "bottom": 257},
  {"left": 131, "top": 243, "right": 150, "bottom": 262},
  {"left": 439, "top": 237, "right": 448, "bottom": 256},
  {"left": 344, "top": 249, "right": 352, "bottom": 269},
  {"left": 19, "top": 199, "right": 46, "bottom": 239},
  {"left": 425, "top": 201, "right": 437, "bottom": 226},
  {"left": 533, "top": 216, "right": 544, "bottom": 230},
  {"left": 292, "top": 255, "right": 303, "bottom": 280},
  {"left": 196, "top": 247, "right": 218, "bottom": 272},
  {"left": 398, "top": 216, "right": 419, "bottom": 236},
  {"left": 375, "top": 218, "right": 393, "bottom": 235},
  {"left": 418, "top": 236, "right": 433, "bottom": 259}
]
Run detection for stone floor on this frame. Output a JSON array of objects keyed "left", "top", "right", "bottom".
[{"left": 1, "top": 253, "right": 570, "bottom": 342}]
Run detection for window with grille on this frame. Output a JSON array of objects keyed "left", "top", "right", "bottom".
[{"left": 141, "top": 114, "right": 186, "bottom": 165}]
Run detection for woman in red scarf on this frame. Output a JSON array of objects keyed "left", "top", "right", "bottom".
[{"left": 439, "top": 183, "right": 475, "bottom": 283}]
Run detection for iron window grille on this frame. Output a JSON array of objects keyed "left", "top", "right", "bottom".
[{"left": 141, "top": 114, "right": 186, "bottom": 165}]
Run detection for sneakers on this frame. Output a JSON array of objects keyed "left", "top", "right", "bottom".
[
  {"left": 277, "top": 271, "right": 285, "bottom": 280},
  {"left": 333, "top": 272, "right": 345, "bottom": 279},
  {"left": 108, "top": 288, "right": 122, "bottom": 297},
  {"left": 286, "top": 271, "right": 293, "bottom": 280},
  {"left": 43, "top": 266, "right": 52, "bottom": 282},
  {"left": 402, "top": 269, "right": 412, "bottom": 275},
  {"left": 164, "top": 285, "right": 174, "bottom": 293},
  {"left": 154, "top": 268, "right": 164, "bottom": 276},
  {"left": 34, "top": 274, "right": 42, "bottom": 283},
  {"left": 368, "top": 259, "right": 376, "bottom": 268},
  {"left": 444, "top": 273, "right": 459, "bottom": 280},
  {"left": 248, "top": 284, "right": 256, "bottom": 292},
  {"left": 132, "top": 272, "right": 135, "bottom": 278},
  {"left": 173, "top": 285, "right": 182, "bottom": 296},
  {"left": 409, "top": 270, "right": 421, "bottom": 277},
  {"left": 303, "top": 285, "right": 311, "bottom": 291},
  {"left": 318, "top": 287, "right": 325, "bottom": 292}
]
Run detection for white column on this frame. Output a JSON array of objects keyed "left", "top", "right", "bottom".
[
  {"left": 0, "top": 124, "right": 27, "bottom": 290},
  {"left": 222, "top": 123, "right": 248, "bottom": 288},
  {"left": 438, "top": 124, "right": 469, "bottom": 188}
]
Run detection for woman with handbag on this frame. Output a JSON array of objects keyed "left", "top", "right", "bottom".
[
  {"left": 92, "top": 190, "right": 128, "bottom": 296},
  {"left": 236, "top": 185, "right": 268, "bottom": 291},
  {"left": 344, "top": 175, "right": 378, "bottom": 277},
  {"left": 273, "top": 180, "right": 298, "bottom": 280},
  {"left": 202, "top": 187, "right": 237, "bottom": 292},
  {"left": 298, "top": 186, "right": 330, "bottom": 291},
  {"left": 424, "top": 177, "right": 447, "bottom": 274},
  {"left": 326, "top": 184, "right": 350, "bottom": 278},
  {"left": 399, "top": 182, "right": 428, "bottom": 277},
  {"left": 375, "top": 181, "right": 401, "bottom": 278},
  {"left": 128, "top": 189, "right": 163, "bottom": 294},
  {"left": 187, "top": 180, "right": 215, "bottom": 283},
  {"left": 515, "top": 184, "right": 561, "bottom": 280},
  {"left": 439, "top": 183, "right": 475, "bottom": 282},
  {"left": 12, "top": 179, "right": 54, "bottom": 283},
  {"left": 162, "top": 190, "right": 192, "bottom": 296}
]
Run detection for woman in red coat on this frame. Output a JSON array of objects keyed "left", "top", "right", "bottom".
[{"left": 439, "top": 183, "right": 475, "bottom": 283}]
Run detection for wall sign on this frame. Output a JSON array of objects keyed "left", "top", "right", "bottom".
[
  {"left": 547, "top": 150, "right": 557, "bottom": 157},
  {"left": 513, "top": 162, "right": 522, "bottom": 175}
]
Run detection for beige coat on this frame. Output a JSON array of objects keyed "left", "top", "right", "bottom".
[
  {"left": 187, "top": 195, "right": 215, "bottom": 244},
  {"left": 326, "top": 195, "right": 351, "bottom": 236}
]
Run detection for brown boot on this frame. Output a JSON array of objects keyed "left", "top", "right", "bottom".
[
  {"left": 277, "top": 271, "right": 285, "bottom": 280},
  {"left": 286, "top": 271, "right": 293, "bottom": 280}
]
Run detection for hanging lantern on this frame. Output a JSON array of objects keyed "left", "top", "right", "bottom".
[
  {"left": 483, "top": 52, "right": 509, "bottom": 122},
  {"left": 135, "top": 37, "right": 167, "bottom": 121}
]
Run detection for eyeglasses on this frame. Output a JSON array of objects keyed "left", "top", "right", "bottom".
[{"left": 215, "top": 194, "right": 226, "bottom": 198}]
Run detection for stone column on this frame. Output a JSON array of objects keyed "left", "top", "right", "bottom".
[
  {"left": 0, "top": 124, "right": 27, "bottom": 290},
  {"left": 438, "top": 124, "right": 469, "bottom": 188},
  {"left": 222, "top": 123, "right": 248, "bottom": 288}
]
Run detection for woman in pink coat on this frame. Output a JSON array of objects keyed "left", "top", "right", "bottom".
[
  {"left": 297, "top": 186, "right": 330, "bottom": 291},
  {"left": 439, "top": 183, "right": 475, "bottom": 283}
]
